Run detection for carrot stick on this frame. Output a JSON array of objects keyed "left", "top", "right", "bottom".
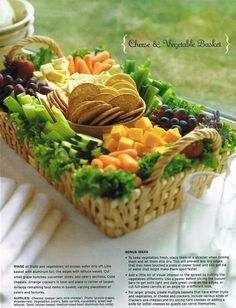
[
  {"left": 92, "top": 62, "right": 104, "bottom": 75},
  {"left": 91, "top": 158, "right": 104, "bottom": 169},
  {"left": 118, "top": 154, "right": 140, "bottom": 173},
  {"left": 99, "top": 155, "right": 121, "bottom": 169},
  {"left": 67, "top": 55, "right": 75, "bottom": 74},
  {"left": 76, "top": 58, "right": 90, "bottom": 74},
  {"left": 84, "top": 54, "right": 93, "bottom": 73},
  {"left": 74, "top": 56, "right": 81, "bottom": 73},
  {"left": 104, "top": 164, "right": 117, "bottom": 171},
  {"left": 135, "top": 176, "right": 142, "bottom": 187},
  {"left": 102, "top": 58, "right": 116, "bottom": 66},
  {"left": 92, "top": 51, "right": 110, "bottom": 63},
  {"left": 101, "top": 62, "right": 112, "bottom": 72},
  {"left": 109, "top": 149, "right": 138, "bottom": 159}
]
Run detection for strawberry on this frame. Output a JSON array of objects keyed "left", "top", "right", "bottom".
[
  {"left": 12, "top": 59, "right": 34, "bottom": 82},
  {"left": 182, "top": 142, "right": 204, "bottom": 158}
]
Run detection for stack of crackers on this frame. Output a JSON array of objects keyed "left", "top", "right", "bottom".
[{"left": 46, "top": 73, "right": 145, "bottom": 126}]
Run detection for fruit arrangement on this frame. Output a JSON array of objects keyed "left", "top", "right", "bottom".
[{"left": 0, "top": 36, "right": 236, "bottom": 238}]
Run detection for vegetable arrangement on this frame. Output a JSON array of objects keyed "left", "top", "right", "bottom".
[{"left": 1, "top": 41, "right": 236, "bottom": 205}]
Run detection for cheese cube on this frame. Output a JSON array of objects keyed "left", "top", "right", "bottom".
[
  {"left": 40, "top": 63, "right": 54, "bottom": 75},
  {"left": 117, "top": 137, "right": 134, "bottom": 150},
  {"left": 143, "top": 131, "right": 166, "bottom": 147},
  {"left": 103, "top": 137, "right": 118, "bottom": 152},
  {"left": 133, "top": 142, "right": 146, "bottom": 156},
  {"left": 134, "top": 117, "right": 152, "bottom": 130},
  {"left": 110, "top": 125, "right": 127, "bottom": 141},
  {"left": 149, "top": 126, "right": 166, "bottom": 138},
  {"left": 163, "top": 129, "right": 181, "bottom": 143},
  {"left": 128, "top": 128, "right": 143, "bottom": 142}
]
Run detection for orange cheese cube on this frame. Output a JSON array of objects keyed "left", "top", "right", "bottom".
[
  {"left": 128, "top": 128, "right": 144, "bottom": 142},
  {"left": 143, "top": 131, "right": 166, "bottom": 147},
  {"left": 151, "top": 146, "right": 168, "bottom": 154},
  {"left": 149, "top": 126, "right": 166, "bottom": 138},
  {"left": 117, "top": 137, "right": 134, "bottom": 151},
  {"left": 163, "top": 129, "right": 181, "bottom": 143},
  {"left": 103, "top": 137, "right": 118, "bottom": 152},
  {"left": 110, "top": 125, "right": 127, "bottom": 141},
  {"left": 133, "top": 142, "right": 146, "bottom": 156},
  {"left": 134, "top": 117, "right": 153, "bottom": 130}
]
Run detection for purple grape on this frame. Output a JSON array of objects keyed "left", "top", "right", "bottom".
[
  {"left": 179, "top": 120, "right": 188, "bottom": 130},
  {"left": 149, "top": 114, "right": 158, "bottom": 123},
  {"left": 163, "top": 109, "right": 174, "bottom": 119},
  {"left": 173, "top": 108, "right": 188, "bottom": 120},
  {"left": 27, "top": 83, "right": 38, "bottom": 91},
  {"left": 170, "top": 117, "right": 179, "bottom": 125},
  {"left": 188, "top": 117, "right": 198, "bottom": 130},
  {"left": 26, "top": 88, "right": 35, "bottom": 96},
  {"left": 4, "top": 84, "right": 14, "bottom": 95},
  {"left": 159, "top": 116, "right": 170, "bottom": 128},
  {"left": 40, "top": 86, "right": 52, "bottom": 95},
  {"left": 152, "top": 108, "right": 159, "bottom": 116},
  {"left": 14, "top": 84, "right": 25, "bottom": 95},
  {"left": 38, "top": 82, "right": 47, "bottom": 90},
  {"left": 28, "top": 77, "right": 37, "bottom": 84},
  {"left": 159, "top": 104, "right": 169, "bottom": 116},
  {"left": 15, "top": 78, "right": 24, "bottom": 85},
  {"left": 4, "top": 74, "right": 14, "bottom": 85}
]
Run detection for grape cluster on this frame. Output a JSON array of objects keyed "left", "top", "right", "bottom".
[
  {"left": 0, "top": 72, "right": 52, "bottom": 107},
  {"left": 149, "top": 104, "right": 198, "bottom": 135}
]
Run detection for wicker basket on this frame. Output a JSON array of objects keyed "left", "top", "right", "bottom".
[{"left": 0, "top": 36, "right": 228, "bottom": 237}]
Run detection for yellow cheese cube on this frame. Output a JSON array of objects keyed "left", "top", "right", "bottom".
[
  {"left": 103, "top": 137, "right": 118, "bottom": 152},
  {"left": 133, "top": 142, "right": 146, "bottom": 156},
  {"left": 40, "top": 63, "right": 54, "bottom": 75},
  {"left": 143, "top": 131, "right": 166, "bottom": 147},
  {"left": 163, "top": 129, "right": 181, "bottom": 143},
  {"left": 117, "top": 137, "right": 134, "bottom": 150},
  {"left": 47, "top": 71, "right": 66, "bottom": 83},
  {"left": 134, "top": 117, "right": 153, "bottom": 130},
  {"left": 149, "top": 126, "right": 166, "bottom": 138},
  {"left": 102, "top": 133, "right": 110, "bottom": 140},
  {"left": 128, "top": 128, "right": 144, "bottom": 142},
  {"left": 110, "top": 125, "right": 127, "bottom": 141}
]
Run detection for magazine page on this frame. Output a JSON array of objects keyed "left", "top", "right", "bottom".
[{"left": 0, "top": 1, "right": 236, "bottom": 308}]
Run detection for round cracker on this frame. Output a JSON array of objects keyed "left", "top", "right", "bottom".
[
  {"left": 48, "top": 92, "right": 67, "bottom": 113},
  {"left": 54, "top": 89, "right": 68, "bottom": 108},
  {"left": 115, "top": 106, "right": 144, "bottom": 121},
  {"left": 109, "top": 94, "right": 141, "bottom": 112},
  {"left": 118, "top": 87, "right": 139, "bottom": 97},
  {"left": 100, "top": 86, "right": 119, "bottom": 96},
  {"left": 69, "top": 83, "right": 101, "bottom": 104},
  {"left": 70, "top": 101, "right": 102, "bottom": 122},
  {"left": 90, "top": 106, "right": 122, "bottom": 125},
  {"left": 78, "top": 103, "right": 112, "bottom": 124},
  {"left": 93, "top": 93, "right": 115, "bottom": 103},
  {"left": 52, "top": 91, "right": 67, "bottom": 112},
  {"left": 98, "top": 110, "right": 125, "bottom": 126},
  {"left": 106, "top": 73, "right": 137, "bottom": 88},
  {"left": 112, "top": 81, "right": 137, "bottom": 91}
]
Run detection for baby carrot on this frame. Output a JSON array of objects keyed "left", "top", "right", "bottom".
[
  {"left": 92, "top": 62, "right": 104, "bottom": 75},
  {"left": 101, "top": 62, "right": 112, "bottom": 72},
  {"left": 118, "top": 154, "right": 140, "bottom": 173},
  {"left": 92, "top": 51, "right": 110, "bottom": 63},
  {"left": 67, "top": 55, "right": 75, "bottom": 74},
  {"left": 104, "top": 164, "right": 117, "bottom": 172},
  {"left": 102, "top": 58, "right": 116, "bottom": 66},
  {"left": 109, "top": 149, "right": 138, "bottom": 159},
  {"left": 74, "top": 56, "right": 81, "bottom": 73},
  {"left": 135, "top": 176, "right": 142, "bottom": 187},
  {"left": 99, "top": 155, "right": 121, "bottom": 169},
  {"left": 77, "top": 58, "right": 90, "bottom": 74},
  {"left": 84, "top": 54, "right": 93, "bottom": 73},
  {"left": 91, "top": 158, "right": 104, "bottom": 169}
]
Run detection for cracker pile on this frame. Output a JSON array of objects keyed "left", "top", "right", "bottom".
[{"left": 46, "top": 73, "right": 144, "bottom": 126}]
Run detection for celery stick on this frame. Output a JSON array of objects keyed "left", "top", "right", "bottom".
[
  {"left": 22, "top": 105, "right": 36, "bottom": 121},
  {"left": 3, "top": 96, "right": 23, "bottom": 114},
  {"left": 35, "top": 105, "right": 53, "bottom": 122},
  {"left": 123, "top": 59, "right": 136, "bottom": 74},
  {"left": 42, "top": 130, "right": 64, "bottom": 141},
  {"left": 52, "top": 106, "right": 68, "bottom": 125},
  {"left": 143, "top": 85, "right": 159, "bottom": 105},
  {"left": 162, "top": 88, "right": 174, "bottom": 103},
  {"left": 17, "top": 94, "right": 33, "bottom": 105},
  {"left": 132, "top": 67, "right": 150, "bottom": 91}
]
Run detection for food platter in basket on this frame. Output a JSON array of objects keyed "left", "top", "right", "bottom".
[{"left": 0, "top": 35, "right": 234, "bottom": 237}]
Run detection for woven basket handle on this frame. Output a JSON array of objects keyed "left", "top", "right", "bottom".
[
  {"left": 7, "top": 35, "right": 64, "bottom": 60},
  {"left": 145, "top": 128, "right": 221, "bottom": 184}
]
